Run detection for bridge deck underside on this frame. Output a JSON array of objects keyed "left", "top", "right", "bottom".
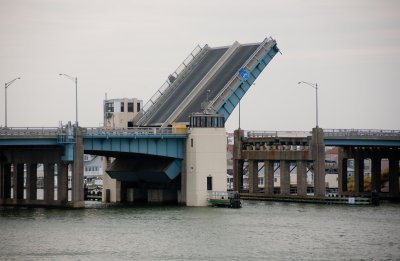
[
  {"left": 83, "top": 137, "right": 185, "bottom": 159},
  {"left": 107, "top": 156, "right": 181, "bottom": 183}
]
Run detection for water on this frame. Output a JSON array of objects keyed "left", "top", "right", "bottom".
[{"left": 1, "top": 201, "right": 400, "bottom": 260}]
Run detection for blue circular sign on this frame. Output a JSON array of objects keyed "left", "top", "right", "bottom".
[{"left": 239, "top": 68, "right": 249, "bottom": 81}]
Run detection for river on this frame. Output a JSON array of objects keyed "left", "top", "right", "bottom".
[{"left": 1, "top": 201, "right": 399, "bottom": 260}]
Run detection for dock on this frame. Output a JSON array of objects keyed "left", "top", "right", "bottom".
[{"left": 240, "top": 193, "right": 375, "bottom": 205}]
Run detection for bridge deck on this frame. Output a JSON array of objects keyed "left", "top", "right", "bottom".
[
  {"left": 175, "top": 44, "right": 259, "bottom": 123},
  {"left": 136, "top": 37, "right": 279, "bottom": 127},
  {"left": 146, "top": 47, "right": 228, "bottom": 125}
]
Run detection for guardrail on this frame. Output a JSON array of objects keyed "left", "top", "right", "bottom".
[
  {"left": 247, "top": 130, "right": 311, "bottom": 138},
  {"left": 0, "top": 127, "right": 61, "bottom": 136},
  {"left": 324, "top": 129, "right": 400, "bottom": 137},
  {"left": 84, "top": 127, "right": 183, "bottom": 136},
  {"left": 139, "top": 45, "right": 204, "bottom": 115},
  {"left": 205, "top": 37, "right": 277, "bottom": 114},
  {"left": 0, "top": 127, "right": 186, "bottom": 138}
]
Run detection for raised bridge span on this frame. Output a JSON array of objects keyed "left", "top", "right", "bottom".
[{"left": 135, "top": 37, "right": 279, "bottom": 126}]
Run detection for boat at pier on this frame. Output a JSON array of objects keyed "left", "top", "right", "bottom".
[{"left": 207, "top": 191, "right": 241, "bottom": 208}]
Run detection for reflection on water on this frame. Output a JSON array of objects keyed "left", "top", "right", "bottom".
[{"left": 1, "top": 201, "right": 400, "bottom": 260}]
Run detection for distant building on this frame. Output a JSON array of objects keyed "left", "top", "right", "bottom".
[
  {"left": 104, "top": 98, "right": 143, "bottom": 128},
  {"left": 83, "top": 154, "right": 103, "bottom": 188}
]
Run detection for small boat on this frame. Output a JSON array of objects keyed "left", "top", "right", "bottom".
[{"left": 207, "top": 191, "right": 241, "bottom": 208}]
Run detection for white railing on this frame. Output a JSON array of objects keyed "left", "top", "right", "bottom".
[
  {"left": 0, "top": 127, "right": 61, "bottom": 136},
  {"left": 324, "top": 129, "right": 400, "bottom": 137},
  {"left": 84, "top": 127, "right": 184, "bottom": 136},
  {"left": 205, "top": 37, "right": 277, "bottom": 113},
  {"left": 0, "top": 127, "right": 186, "bottom": 138},
  {"left": 247, "top": 130, "right": 311, "bottom": 138},
  {"left": 140, "top": 45, "right": 204, "bottom": 115}
]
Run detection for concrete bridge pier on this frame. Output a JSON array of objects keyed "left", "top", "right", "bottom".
[
  {"left": 248, "top": 160, "right": 258, "bottom": 193},
  {"left": 389, "top": 155, "right": 399, "bottom": 197},
  {"left": 371, "top": 155, "right": 381, "bottom": 193},
  {"left": 263, "top": 160, "right": 274, "bottom": 195},
  {"left": 233, "top": 129, "right": 244, "bottom": 192},
  {"left": 338, "top": 147, "right": 399, "bottom": 198},
  {"left": 296, "top": 160, "right": 307, "bottom": 196},
  {"left": 71, "top": 128, "right": 84, "bottom": 208},
  {"left": 338, "top": 148, "right": 348, "bottom": 195},
  {"left": 26, "top": 163, "right": 37, "bottom": 202},
  {"left": 311, "top": 127, "right": 326, "bottom": 197},
  {"left": 280, "top": 160, "right": 290, "bottom": 195}
]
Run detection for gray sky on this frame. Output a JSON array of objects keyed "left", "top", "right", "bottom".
[{"left": 1, "top": 0, "right": 399, "bottom": 132}]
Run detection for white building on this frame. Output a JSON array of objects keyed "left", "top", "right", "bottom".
[{"left": 104, "top": 98, "right": 143, "bottom": 128}]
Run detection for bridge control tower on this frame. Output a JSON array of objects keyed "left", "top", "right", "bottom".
[{"left": 184, "top": 113, "right": 227, "bottom": 206}]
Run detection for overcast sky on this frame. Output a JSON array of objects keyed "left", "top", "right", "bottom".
[{"left": 1, "top": 0, "right": 399, "bottom": 132}]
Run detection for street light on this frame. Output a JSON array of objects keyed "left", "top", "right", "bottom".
[
  {"left": 298, "top": 81, "right": 318, "bottom": 128},
  {"left": 59, "top": 73, "right": 78, "bottom": 126},
  {"left": 4, "top": 77, "right": 21, "bottom": 128}
]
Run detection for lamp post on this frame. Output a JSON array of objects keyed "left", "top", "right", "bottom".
[
  {"left": 298, "top": 81, "right": 323, "bottom": 195},
  {"left": 4, "top": 77, "right": 21, "bottom": 128},
  {"left": 59, "top": 74, "right": 78, "bottom": 126},
  {"left": 298, "top": 81, "right": 318, "bottom": 128}
]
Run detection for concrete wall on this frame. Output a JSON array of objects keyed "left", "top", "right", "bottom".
[{"left": 185, "top": 128, "right": 227, "bottom": 206}]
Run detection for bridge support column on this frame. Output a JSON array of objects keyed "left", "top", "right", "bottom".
[
  {"left": 280, "top": 160, "right": 290, "bottom": 195},
  {"left": 371, "top": 156, "right": 381, "bottom": 193},
  {"left": 264, "top": 160, "right": 274, "bottom": 195},
  {"left": 0, "top": 161, "right": 3, "bottom": 204},
  {"left": 233, "top": 160, "right": 243, "bottom": 192},
  {"left": 338, "top": 148, "right": 348, "bottom": 195},
  {"left": 354, "top": 153, "right": 364, "bottom": 194},
  {"left": 233, "top": 129, "right": 244, "bottom": 192},
  {"left": 3, "top": 163, "right": 11, "bottom": 200},
  {"left": 248, "top": 160, "right": 258, "bottom": 193},
  {"left": 14, "top": 163, "right": 24, "bottom": 202},
  {"left": 71, "top": 127, "right": 84, "bottom": 208},
  {"left": 44, "top": 163, "right": 55, "bottom": 203},
  {"left": 312, "top": 127, "right": 325, "bottom": 196},
  {"left": 389, "top": 156, "right": 399, "bottom": 197},
  {"left": 58, "top": 163, "right": 69, "bottom": 204},
  {"left": 297, "top": 161, "right": 307, "bottom": 196},
  {"left": 26, "top": 163, "right": 37, "bottom": 201},
  {"left": 102, "top": 157, "right": 121, "bottom": 203}
]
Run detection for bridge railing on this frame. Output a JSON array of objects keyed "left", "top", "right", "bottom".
[
  {"left": 247, "top": 130, "right": 311, "bottom": 138},
  {"left": 205, "top": 37, "right": 277, "bottom": 114},
  {"left": 141, "top": 45, "right": 203, "bottom": 114},
  {"left": 0, "top": 127, "right": 61, "bottom": 136},
  {"left": 324, "top": 129, "right": 400, "bottom": 137},
  {"left": 84, "top": 127, "right": 184, "bottom": 137}
]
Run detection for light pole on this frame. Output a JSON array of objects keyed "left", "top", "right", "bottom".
[
  {"left": 298, "top": 81, "right": 322, "bottom": 195},
  {"left": 59, "top": 74, "right": 78, "bottom": 126},
  {"left": 4, "top": 77, "right": 21, "bottom": 128},
  {"left": 298, "top": 81, "right": 318, "bottom": 128}
]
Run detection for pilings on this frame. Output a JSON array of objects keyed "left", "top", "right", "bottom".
[
  {"left": 0, "top": 127, "right": 85, "bottom": 208},
  {"left": 338, "top": 147, "right": 400, "bottom": 198},
  {"left": 233, "top": 128, "right": 324, "bottom": 197}
]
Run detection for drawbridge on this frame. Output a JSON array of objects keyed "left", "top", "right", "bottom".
[{"left": 135, "top": 37, "right": 280, "bottom": 127}]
